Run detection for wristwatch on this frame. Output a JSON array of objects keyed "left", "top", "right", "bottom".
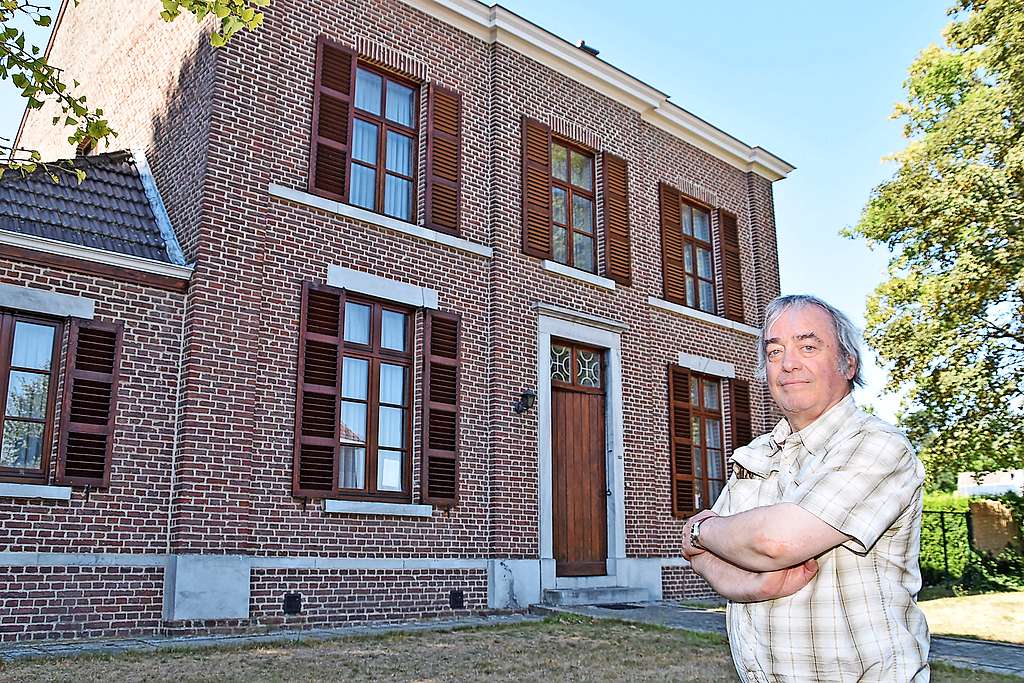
[{"left": 690, "top": 518, "right": 705, "bottom": 550}]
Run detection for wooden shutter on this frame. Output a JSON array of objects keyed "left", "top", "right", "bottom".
[
  {"left": 717, "top": 209, "right": 745, "bottom": 322},
  {"left": 56, "top": 319, "right": 123, "bottom": 487},
  {"left": 601, "top": 152, "right": 631, "bottom": 286},
  {"left": 521, "top": 117, "right": 552, "bottom": 259},
  {"left": 668, "top": 365, "right": 697, "bottom": 517},
  {"left": 308, "top": 35, "right": 357, "bottom": 200},
  {"left": 658, "top": 183, "right": 686, "bottom": 305},
  {"left": 293, "top": 281, "right": 344, "bottom": 497},
  {"left": 422, "top": 310, "right": 460, "bottom": 508},
  {"left": 730, "top": 379, "right": 753, "bottom": 451},
  {"left": 425, "top": 84, "right": 462, "bottom": 234}
]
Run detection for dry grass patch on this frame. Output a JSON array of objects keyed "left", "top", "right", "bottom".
[
  {"left": 920, "top": 591, "right": 1024, "bottom": 644},
  {"left": 0, "top": 614, "right": 1017, "bottom": 682}
]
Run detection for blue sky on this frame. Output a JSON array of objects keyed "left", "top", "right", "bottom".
[{"left": 0, "top": 1, "right": 954, "bottom": 420}]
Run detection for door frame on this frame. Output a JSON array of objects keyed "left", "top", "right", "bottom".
[{"left": 536, "top": 306, "right": 626, "bottom": 590}]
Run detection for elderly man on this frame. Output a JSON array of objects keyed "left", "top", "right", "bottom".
[{"left": 682, "top": 295, "right": 929, "bottom": 682}]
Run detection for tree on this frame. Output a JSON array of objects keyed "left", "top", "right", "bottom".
[
  {"left": 0, "top": 0, "right": 268, "bottom": 181},
  {"left": 850, "top": 0, "right": 1023, "bottom": 487}
]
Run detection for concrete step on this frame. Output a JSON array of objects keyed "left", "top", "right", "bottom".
[{"left": 541, "top": 586, "right": 649, "bottom": 607}]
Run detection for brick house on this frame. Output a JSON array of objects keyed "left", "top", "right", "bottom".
[{"left": 1, "top": 0, "right": 793, "bottom": 641}]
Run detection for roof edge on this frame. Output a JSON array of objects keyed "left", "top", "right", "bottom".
[
  {"left": 398, "top": 0, "right": 795, "bottom": 181},
  {"left": 131, "top": 148, "right": 187, "bottom": 266}
]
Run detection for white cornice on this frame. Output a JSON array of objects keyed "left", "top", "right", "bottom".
[
  {"left": 399, "top": 0, "right": 795, "bottom": 181},
  {"left": 0, "top": 229, "right": 194, "bottom": 281}
]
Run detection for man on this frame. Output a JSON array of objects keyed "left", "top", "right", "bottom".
[{"left": 682, "top": 294, "right": 929, "bottom": 682}]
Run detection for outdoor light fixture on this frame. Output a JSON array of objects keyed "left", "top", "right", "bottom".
[{"left": 513, "top": 388, "right": 537, "bottom": 413}]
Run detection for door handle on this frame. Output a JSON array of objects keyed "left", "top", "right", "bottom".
[{"left": 605, "top": 489, "right": 612, "bottom": 496}]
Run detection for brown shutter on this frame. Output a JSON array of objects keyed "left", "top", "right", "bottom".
[
  {"left": 308, "top": 35, "right": 357, "bottom": 200},
  {"left": 601, "top": 152, "right": 631, "bottom": 286},
  {"left": 422, "top": 310, "right": 460, "bottom": 508},
  {"left": 56, "top": 319, "right": 123, "bottom": 487},
  {"left": 425, "top": 84, "right": 462, "bottom": 234},
  {"left": 730, "top": 379, "right": 753, "bottom": 451},
  {"left": 293, "top": 281, "right": 344, "bottom": 497},
  {"left": 658, "top": 183, "right": 686, "bottom": 305},
  {"left": 668, "top": 364, "right": 696, "bottom": 517},
  {"left": 717, "top": 209, "right": 745, "bottom": 322},
  {"left": 521, "top": 117, "right": 552, "bottom": 259}
]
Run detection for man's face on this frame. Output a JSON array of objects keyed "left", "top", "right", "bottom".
[{"left": 764, "top": 305, "right": 855, "bottom": 431}]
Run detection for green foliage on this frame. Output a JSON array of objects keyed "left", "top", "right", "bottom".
[
  {"left": 919, "top": 491, "right": 1024, "bottom": 591},
  {"left": 847, "top": 0, "right": 1024, "bottom": 487},
  {"left": 1, "top": 0, "right": 270, "bottom": 178}
]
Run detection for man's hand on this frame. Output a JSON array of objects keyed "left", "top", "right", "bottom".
[
  {"left": 681, "top": 509, "right": 718, "bottom": 560},
  {"left": 754, "top": 559, "right": 819, "bottom": 601}
]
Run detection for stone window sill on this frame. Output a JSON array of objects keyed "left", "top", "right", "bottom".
[
  {"left": 0, "top": 482, "right": 72, "bottom": 501},
  {"left": 324, "top": 499, "right": 434, "bottom": 517},
  {"left": 647, "top": 296, "right": 760, "bottom": 336},
  {"left": 267, "top": 183, "right": 493, "bottom": 259},
  {"left": 542, "top": 260, "right": 616, "bottom": 290}
]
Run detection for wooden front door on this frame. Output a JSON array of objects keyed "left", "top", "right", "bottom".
[{"left": 550, "top": 341, "right": 607, "bottom": 577}]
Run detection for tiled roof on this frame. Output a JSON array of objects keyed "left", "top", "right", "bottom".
[{"left": 0, "top": 150, "right": 186, "bottom": 266}]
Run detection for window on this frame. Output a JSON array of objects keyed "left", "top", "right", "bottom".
[
  {"left": 550, "top": 141, "right": 596, "bottom": 273},
  {"left": 339, "top": 297, "right": 413, "bottom": 500},
  {"left": 0, "top": 313, "right": 61, "bottom": 482},
  {"left": 689, "top": 374, "right": 725, "bottom": 510},
  {"left": 350, "top": 65, "right": 419, "bottom": 222},
  {"left": 680, "top": 200, "right": 715, "bottom": 314}
]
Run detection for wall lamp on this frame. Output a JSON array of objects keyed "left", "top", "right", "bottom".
[{"left": 513, "top": 388, "right": 537, "bottom": 414}]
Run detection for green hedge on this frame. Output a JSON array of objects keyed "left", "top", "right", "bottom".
[{"left": 920, "top": 492, "right": 972, "bottom": 585}]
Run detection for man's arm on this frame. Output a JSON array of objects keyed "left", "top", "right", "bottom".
[
  {"left": 689, "top": 551, "right": 819, "bottom": 603},
  {"left": 684, "top": 504, "right": 849, "bottom": 572}
]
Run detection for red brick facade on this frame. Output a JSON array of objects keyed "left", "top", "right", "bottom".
[{"left": 4, "top": 0, "right": 789, "bottom": 640}]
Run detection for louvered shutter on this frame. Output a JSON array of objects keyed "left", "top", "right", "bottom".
[
  {"left": 601, "top": 152, "right": 631, "bottom": 286},
  {"left": 658, "top": 183, "right": 686, "bottom": 305},
  {"left": 668, "top": 365, "right": 697, "bottom": 517},
  {"left": 730, "top": 379, "right": 753, "bottom": 451},
  {"left": 56, "top": 319, "right": 123, "bottom": 487},
  {"left": 521, "top": 117, "right": 552, "bottom": 259},
  {"left": 308, "top": 36, "right": 357, "bottom": 200},
  {"left": 293, "top": 281, "right": 344, "bottom": 497},
  {"left": 425, "top": 84, "right": 462, "bottom": 234},
  {"left": 717, "top": 209, "right": 745, "bottom": 323},
  {"left": 422, "top": 310, "right": 460, "bottom": 508}
]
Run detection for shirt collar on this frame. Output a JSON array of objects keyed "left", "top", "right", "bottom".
[{"left": 772, "top": 392, "right": 858, "bottom": 457}]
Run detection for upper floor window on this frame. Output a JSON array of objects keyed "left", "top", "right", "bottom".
[
  {"left": 349, "top": 66, "right": 419, "bottom": 223},
  {"left": 550, "top": 141, "right": 596, "bottom": 273},
  {"left": 0, "top": 314, "right": 61, "bottom": 481},
  {"left": 680, "top": 200, "right": 715, "bottom": 314}
]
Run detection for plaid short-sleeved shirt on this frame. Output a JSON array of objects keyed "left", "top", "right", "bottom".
[{"left": 711, "top": 394, "right": 930, "bottom": 682}]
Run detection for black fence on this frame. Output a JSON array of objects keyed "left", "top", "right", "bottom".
[{"left": 920, "top": 509, "right": 972, "bottom": 585}]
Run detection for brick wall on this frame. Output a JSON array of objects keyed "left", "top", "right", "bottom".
[
  {"left": 0, "top": 264, "right": 185, "bottom": 554},
  {"left": 0, "top": 566, "right": 163, "bottom": 642},
  {"left": 661, "top": 566, "right": 719, "bottom": 603}
]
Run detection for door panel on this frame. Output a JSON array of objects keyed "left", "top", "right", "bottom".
[{"left": 552, "top": 385, "right": 607, "bottom": 576}]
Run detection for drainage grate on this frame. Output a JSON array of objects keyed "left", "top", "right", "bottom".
[{"left": 597, "top": 603, "right": 642, "bottom": 610}]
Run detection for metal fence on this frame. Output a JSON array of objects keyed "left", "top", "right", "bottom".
[{"left": 920, "top": 509, "right": 972, "bottom": 585}]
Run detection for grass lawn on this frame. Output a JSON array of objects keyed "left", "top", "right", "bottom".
[
  {"left": 919, "top": 590, "right": 1024, "bottom": 644},
  {"left": 0, "top": 615, "right": 1017, "bottom": 682}
]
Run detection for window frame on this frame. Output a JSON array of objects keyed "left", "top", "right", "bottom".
[
  {"left": 549, "top": 138, "right": 597, "bottom": 274},
  {"left": 689, "top": 372, "right": 725, "bottom": 512},
  {"left": 349, "top": 63, "right": 421, "bottom": 223},
  {"left": 338, "top": 295, "right": 415, "bottom": 503},
  {"left": 550, "top": 338, "right": 604, "bottom": 395},
  {"left": 0, "top": 311, "right": 63, "bottom": 484},
  {"left": 679, "top": 197, "right": 717, "bottom": 314}
]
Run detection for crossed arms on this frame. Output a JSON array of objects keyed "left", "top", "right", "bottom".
[{"left": 682, "top": 503, "right": 850, "bottom": 602}]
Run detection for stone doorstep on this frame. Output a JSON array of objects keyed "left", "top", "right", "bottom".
[{"left": 540, "top": 586, "right": 650, "bottom": 607}]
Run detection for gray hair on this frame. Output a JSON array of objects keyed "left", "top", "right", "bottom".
[{"left": 756, "top": 294, "right": 865, "bottom": 388}]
